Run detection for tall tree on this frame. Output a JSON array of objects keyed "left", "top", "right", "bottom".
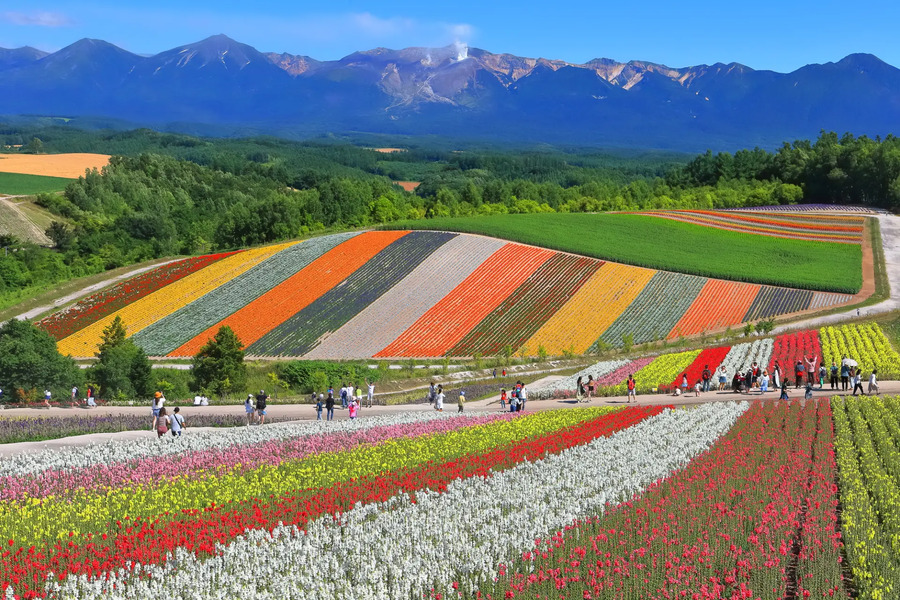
[
  {"left": 90, "top": 316, "right": 152, "bottom": 399},
  {"left": 191, "top": 326, "right": 247, "bottom": 399},
  {"left": 0, "top": 319, "right": 81, "bottom": 402}
]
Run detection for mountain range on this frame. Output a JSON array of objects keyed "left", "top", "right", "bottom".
[{"left": 1, "top": 34, "right": 898, "bottom": 150}]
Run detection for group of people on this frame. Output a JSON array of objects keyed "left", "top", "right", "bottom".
[
  {"left": 244, "top": 389, "right": 270, "bottom": 425},
  {"left": 151, "top": 391, "right": 186, "bottom": 438},
  {"left": 498, "top": 381, "right": 528, "bottom": 411},
  {"left": 718, "top": 354, "right": 880, "bottom": 399},
  {"left": 310, "top": 380, "right": 375, "bottom": 421}
]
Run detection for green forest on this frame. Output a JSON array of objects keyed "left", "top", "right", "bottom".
[{"left": 0, "top": 125, "right": 896, "bottom": 310}]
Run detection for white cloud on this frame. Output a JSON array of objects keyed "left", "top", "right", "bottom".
[{"left": 1, "top": 11, "right": 73, "bottom": 27}]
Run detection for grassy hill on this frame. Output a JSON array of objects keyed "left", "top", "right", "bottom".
[{"left": 385, "top": 213, "right": 863, "bottom": 294}]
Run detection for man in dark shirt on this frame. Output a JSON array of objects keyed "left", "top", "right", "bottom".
[
  {"left": 325, "top": 391, "right": 335, "bottom": 421},
  {"left": 255, "top": 389, "right": 269, "bottom": 425}
]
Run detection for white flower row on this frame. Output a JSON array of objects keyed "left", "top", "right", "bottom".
[
  {"left": 531, "top": 359, "right": 630, "bottom": 394},
  {"left": 0, "top": 411, "right": 453, "bottom": 478},
  {"left": 715, "top": 338, "right": 774, "bottom": 377},
  {"left": 47, "top": 401, "right": 749, "bottom": 600}
]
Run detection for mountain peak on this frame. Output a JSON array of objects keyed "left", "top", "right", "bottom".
[{"left": 836, "top": 53, "right": 889, "bottom": 69}]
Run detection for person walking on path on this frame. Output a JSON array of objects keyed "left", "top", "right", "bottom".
[
  {"left": 586, "top": 376, "right": 594, "bottom": 400},
  {"left": 680, "top": 373, "right": 689, "bottom": 395},
  {"left": 152, "top": 391, "right": 165, "bottom": 430},
  {"left": 499, "top": 388, "right": 507, "bottom": 409},
  {"left": 818, "top": 363, "right": 827, "bottom": 389},
  {"left": 575, "top": 377, "right": 584, "bottom": 403},
  {"left": 71, "top": 386, "right": 79, "bottom": 405},
  {"left": 840, "top": 362, "right": 850, "bottom": 390},
  {"left": 348, "top": 398, "right": 358, "bottom": 420},
  {"left": 852, "top": 369, "right": 865, "bottom": 396},
  {"left": 627, "top": 374, "right": 637, "bottom": 403},
  {"left": 170, "top": 407, "right": 186, "bottom": 437},
  {"left": 457, "top": 391, "right": 465, "bottom": 413},
  {"left": 156, "top": 407, "right": 170, "bottom": 438},
  {"left": 830, "top": 362, "right": 839, "bottom": 390},
  {"left": 759, "top": 370, "right": 770, "bottom": 394},
  {"left": 255, "top": 390, "right": 268, "bottom": 425},
  {"left": 326, "top": 391, "right": 335, "bottom": 421},
  {"left": 340, "top": 383, "right": 349, "bottom": 409},
  {"left": 718, "top": 366, "right": 728, "bottom": 391},
  {"left": 701, "top": 365, "right": 712, "bottom": 393},
  {"left": 805, "top": 355, "right": 818, "bottom": 387},
  {"left": 868, "top": 369, "right": 879, "bottom": 395},
  {"left": 244, "top": 394, "right": 255, "bottom": 426},
  {"left": 520, "top": 384, "right": 528, "bottom": 411},
  {"left": 365, "top": 379, "right": 375, "bottom": 408},
  {"left": 435, "top": 386, "right": 445, "bottom": 412},
  {"left": 428, "top": 382, "right": 436, "bottom": 406},
  {"left": 772, "top": 361, "right": 781, "bottom": 389},
  {"left": 315, "top": 394, "right": 324, "bottom": 420},
  {"left": 43, "top": 389, "right": 52, "bottom": 408},
  {"left": 794, "top": 360, "right": 805, "bottom": 389}
]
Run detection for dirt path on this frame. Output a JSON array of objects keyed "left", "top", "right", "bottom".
[
  {"left": 4, "top": 380, "right": 898, "bottom": 457},
  {"left": 774, "top": 213, "right": 900, "bottom": 333},
  {"left": 15, "top": 259, "right": 180, "bottom": 321},
  {"left": 0, "top": 195, "right": 51, "bottom": 245}
]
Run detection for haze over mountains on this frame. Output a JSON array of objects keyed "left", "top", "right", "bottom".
[{"left": 0, "top": 34, "right": 898, "bottom": 150}]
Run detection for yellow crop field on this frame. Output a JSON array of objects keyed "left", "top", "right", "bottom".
[
  {"left": 521, "top": 262, "right": 655, "bottom": 355},
  {"left": 57, "top": 242, "right": 297, "bottom": 357},
  {"left": 0, "top": 153, "right": 111, "bottom": 179}
]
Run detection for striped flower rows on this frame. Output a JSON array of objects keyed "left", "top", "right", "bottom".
[
  {"left": 38, "top": 230, "right": 853, "bottom": 359},
  {"left": 10, "top": 402, "right": 746, "bottom": 600}
]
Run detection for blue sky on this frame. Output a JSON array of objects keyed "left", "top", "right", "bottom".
[{"left": 1, "top": 0, "right": 898, "bottom": 72}]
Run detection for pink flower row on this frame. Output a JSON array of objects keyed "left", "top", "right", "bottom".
[
  {"left": 0, "top": 413, "right": 517, "bottom": 502},
  {"left": 595, "top": 356, "right": 655, "bottom": 386}
]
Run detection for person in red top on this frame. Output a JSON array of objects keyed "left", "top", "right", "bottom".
[{"left": 626, "top": 374, "right": 636, "bottom": 403}]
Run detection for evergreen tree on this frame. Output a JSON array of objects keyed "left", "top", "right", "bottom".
[
  {"left": 0, "top": 319, "right": 81, "bottom": 402},
  {"left": 90, "top": 316, "right": 152, "bottom": 399},
  {"left": 191, "top": 326, "right": 247, "bottom": 399}
]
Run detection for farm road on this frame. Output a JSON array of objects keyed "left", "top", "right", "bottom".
[
  {"left": 3, "top": 380, "right": 899, "bottom": 457},
  {"left": 0, "top": 195, "right": 51, "bottom": 245},
  {"left": 774, "top": 213, "right": 900, "bottom": 332}
]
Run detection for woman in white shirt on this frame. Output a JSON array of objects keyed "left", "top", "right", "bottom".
[{"left": 868, "top": 369, "right": 879, "bottom": 395}]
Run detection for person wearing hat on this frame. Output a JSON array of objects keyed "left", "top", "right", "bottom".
[
  {"left": 244, "top": 393, "right": 256, "bottom": 426},
  {"left": 458, "top": 390, "right": 465, "bottom": 413},
  {"left": 152, "top": 391, "right": 166, "bottom": 430},
  {"left": 255, "top": 389, "right": 268, "bottom": 425}
]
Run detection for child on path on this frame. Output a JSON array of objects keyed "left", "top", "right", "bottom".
[
  {"left": 759, "top": 371, "right": 770, "bottom": 393},
  {"left": 693, "top": 381, "right": 701, "bottom": 397},
  {"left": 458, "top": 391, "right": 465, "bottom": 413},
  {"left": 435, "top": 386, "right": 445, "bottom": 412},
  {"left": 627, "top": 374, "right": 636, "bottom": 403},
  {"left": 499, "top": 388, "right": 507, "bottom": 409},
  {"left": 348, "top": 398, "right": 358, "bottom": 420},
  {"left": 779, "top": 380, "right": 789, "bottom": 401},
  {"left": 156, "top": 407, "right": 170, "bottom": 438},
  {"left": 316, "top": 394, "right": 324, "bottom": 420}
]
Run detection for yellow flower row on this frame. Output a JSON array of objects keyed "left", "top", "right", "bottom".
[
  {"left": 57, "top": 242, "right": 297, "bottom": 357},
  {"left": 606, "top": 349, "right": 701, "bottom": 394},
  {"left": 820, "top": 323, "right": 900, "bottom": 377},
  {"left": 0, "top": 408, "right": 616, "bottom": 548},
  {"left": 522, "top": 262, "right": 654, "bottom": 355}
]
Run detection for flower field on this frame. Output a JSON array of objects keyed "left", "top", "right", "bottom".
[
  {"left": 638, "top": 209, "right": 865, "bottom": 243},
  {"left": 37, "top": 230, "right": 854, "bottom": 359},
  {"left": 821, "top": 323, "right": 900, "bottom": 378}
]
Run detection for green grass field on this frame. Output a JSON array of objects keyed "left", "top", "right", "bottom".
[
  {"left": 0, "top": 172, "right": 72, "bottom": 195},
  {"left": 385, "top": 213, "right": 863, "bottom": 293}
]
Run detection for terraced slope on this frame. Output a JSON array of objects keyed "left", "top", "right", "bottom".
[{"left": 38, "top": 230, "right": 855, "bottom": 358}]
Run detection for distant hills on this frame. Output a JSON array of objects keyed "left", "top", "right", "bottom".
[{"left": 1, "top": 34, "right": 898, "bottom": 151}]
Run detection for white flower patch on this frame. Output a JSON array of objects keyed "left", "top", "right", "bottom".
[
  {"left": 715, "top": 338, "right": 774, "bottom": 376},
  {"left": 531, "top": 359, "right": 630, "bottom": 394},
  {"left": 48, "top": 402, "right": 748, "bottom": 600},
  {"left": 0, "top": 411, "right": 455, "bottom": 478}
]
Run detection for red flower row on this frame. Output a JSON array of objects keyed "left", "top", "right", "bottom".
[
  {"left": 481, "top": 400, "right": 846, "bottom": 599},
  {"left": 0, "top": 406, "right": 665, "bottom": 599},
  {"left": 36, "top": 251, "right": 240, "bottom": 341}
]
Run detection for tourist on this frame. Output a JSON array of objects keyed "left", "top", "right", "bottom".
[
  {"left": 772, "top": 360, "right": 782, "bottom": 389},
  {"left": 840, "top": 361, "right": 850, "bottom": 390},
  {"left": 348, "top": 397, "right": 358, "bottom": 420},
  {"left": 244, "top": 394, "right": 255, "bottom": 426},
  {"left": 365, "top": 378, "right": 375, "bottom": 408},
  {"left": 805, "top": 355, "right": 818, "bottom": 386},
  {"left": 255, "top": 389, "right": 268, "bottom": 425},
  {"left": 750, "top": 362, "right": 760, "bottom": 388},
  {"left": 627, "top": 374, "right": 637, "bottom": 403},
  {"left": 156, "top": 407, "right": 170, "bottom": 438},
  {"left": 868, "top": 369, "right": 879, "bottom": 395},
  {"left": 354, "top": 384, "right": 362, "bottom": 409},
  {"left": 731, "top": 371, "right": 742, "bottom": 393},
  {"left": 818, "top": 362, "right": 827, "bottom": 389},
  {"left": 830, "top": 361, "right": 839, "bottom": 389},
  {"left": 499, "top": 388, "right": 507, "bottom": 409},
  {"left": 779, "top": 380, "right": 789, "bottom": 401},
  {"left": 718, "top": 366, "right": 728, "bottom": 391},
  {"left": 340, "top": 383, "right": 348, "bottom": 409},
  {"left": 492, "top": 369, "right": 497, "bottom": 378},
  {"left": 326, "top": 391, "right": 335, "bottom": 421},
  {"left": 86, "top": 385, "right": 96, "bottom": 407},
  {"left": 428, "top": 382, "right": 436, "bottom": 405},
  {"left": 744, "top": 366, "right": 754, "bottom": 394},
  {"left": 794, "top": 360, "right": 805, "bottom": 389},
  {"left": 586, "top": 375, "right": 594, "bottom": 399},
  {"left": 152, "top": 391, "right": 164, "bottom": 429},
  {"left": 852, "top": 369, "right": 864, "bottom": 396},
  {"left": 435, "top": 386, "right": 445, "bottom": 412},
  {"left": 71, "top": 385, "right": 79, "bottom": 405},
  {"left": 701, "top": 364, "right": 712, "bottom": 392},
  {"left": 170, "top": 407, "right": 186, "bottom": 437},
  {"left": 43, "top": 389, "right": 52, "bottom": 408},
  {"left": 316, "top": 394, "right": 324, "bottom": 420},
  {"left": 680, "top": 373, "right": 689, "bottom": 395},
  {"left": 575, "top": 377, "right": 584, "bottom": 402},
  {"left": 509, "top": 393, "right": 519, "bottom": 412},
  {"left": 502, "top": 369, "right": 506, "bottom": 377},
  {"left": 805, "top": 382, "right": 814, "bottom": 400},
  {"left": 759, "top": 370, "right": 770, "bottom": 393},
  {"left": 520, "top": 384, "right": 528, "bottom": 411},
  {"left": 693, "top": 380, "right": 702, "bottom": 397},
  {"left": 458, "top": 390, "right": 465, "bottom": 413}
]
